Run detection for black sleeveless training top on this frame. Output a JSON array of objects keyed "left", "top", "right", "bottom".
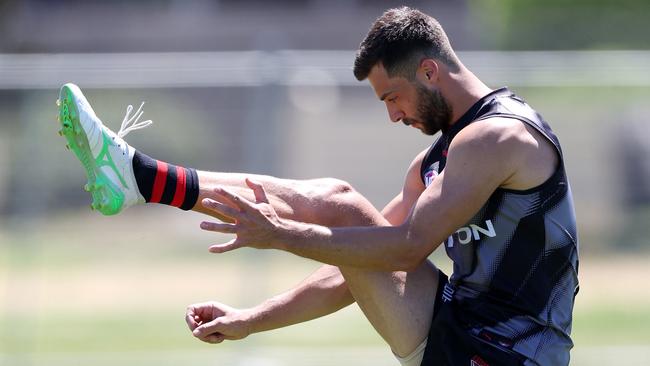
[{"left": 420, "top": 87, "right": 579, "bottom": 365}]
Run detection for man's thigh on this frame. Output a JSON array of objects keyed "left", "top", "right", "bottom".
[
  {"left": 339, "top": 260, "right": 440, "bottom": 358},
  {"left": 196, "top": 174, "right": 387, "bottom": 227},
  {"left": 199, "top": 174, "right": 440, "bottom": 355}
]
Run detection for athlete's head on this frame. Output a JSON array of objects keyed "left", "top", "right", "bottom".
[{"left": 353, "top": 7, "right": 459, "bottom": 135}]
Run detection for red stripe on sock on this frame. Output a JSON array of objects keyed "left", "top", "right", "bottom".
[
  {"left": 150, "top": 161, "right": 168, "bottom": 203},
  {"left": 171, "top": 166, "right": 187, "bottom": 208}
]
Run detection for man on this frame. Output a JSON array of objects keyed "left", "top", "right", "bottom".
[{"left": 58, "top": 7, "right": 578, "bottom": 366}]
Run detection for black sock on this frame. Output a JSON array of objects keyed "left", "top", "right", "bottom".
[{"left": 131, "top": 150, "right": 199, "bottom": 210}]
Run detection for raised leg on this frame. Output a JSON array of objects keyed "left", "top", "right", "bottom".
[
  {"left": 193, "top": 172, "right": 380, "bottom": 226},
  {"left": 194, "top": 171, "right": 439, "bottom": 356},
  {"left": 56, "top": 83, "right": 437, "bottom": 356},
  {"left": 339, "top": 262, "right": 439, "bottom": 356}
]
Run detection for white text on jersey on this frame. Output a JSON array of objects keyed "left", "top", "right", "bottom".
[{"left": 445, "top": 220, "right": 496, "bottom": 247}]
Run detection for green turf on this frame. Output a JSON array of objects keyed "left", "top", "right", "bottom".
[
  {"left": 2, "top": 213, "right": 650, "bottom": 365},
  {"left": 1, "top": 303, "right": 649, "bottom": 356},
  {"left": 573, "top": 305, "right": 650, "bottom": 345}
]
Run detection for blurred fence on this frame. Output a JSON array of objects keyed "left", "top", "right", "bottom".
[{"left": 1, "top": 50, "right": 650, "bottom": 88}]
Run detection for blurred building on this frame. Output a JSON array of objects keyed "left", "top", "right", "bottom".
[{"left": 0, "top": 0, "right": 478, "bottom": 53}]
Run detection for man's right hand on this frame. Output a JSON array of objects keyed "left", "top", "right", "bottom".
[{"left": 185, "top": 301, "right": 254, "bottom": 344}]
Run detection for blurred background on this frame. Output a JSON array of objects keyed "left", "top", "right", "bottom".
[{"left": 1, "top": 0, "right": 649, "bottom": 365}]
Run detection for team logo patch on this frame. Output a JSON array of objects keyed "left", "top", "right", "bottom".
[
  {"left": 424, "top": 161, "right": 439, "bottom": 187},
  {"left": 470, "top": 355, "right": 489, "bottom": 366}
]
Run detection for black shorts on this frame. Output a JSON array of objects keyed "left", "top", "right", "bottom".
[{"left": 420, "top": 271, "right": 529, "bottom": 366}]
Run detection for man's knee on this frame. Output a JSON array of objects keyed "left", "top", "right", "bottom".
[
  {"left": 307, "top": 178, "right": 379, "bottom": 227},
  {"left": 312, "top": 178, "right": 354, "bottom": 199}
]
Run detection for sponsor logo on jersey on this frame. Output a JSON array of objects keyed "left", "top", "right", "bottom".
[
  {"left": 445, "top": 220, "right": 496, "bottom": 248},
  {"left": 424, "top": 161, "right": 439, "bottom": 187}
]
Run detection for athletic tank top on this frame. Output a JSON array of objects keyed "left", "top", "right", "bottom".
[{"left": 420, "top": 88, "right": 579, "bottom": 365}]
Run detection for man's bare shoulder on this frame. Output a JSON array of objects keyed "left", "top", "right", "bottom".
[
  {"left": 449, "top": 117, "right": 558, "bottom": 190},
  {"left": 404, "top": 147, "right": 430, "bottom": 190},
  {"left": 454, "top": 117, "right": 530, "bottom": 145},
  {"left": 410, "top": 146, "right": 431, "bottom": 169},
  {"left": 452, "top": 117, "right": 558, "bottom": 156}
]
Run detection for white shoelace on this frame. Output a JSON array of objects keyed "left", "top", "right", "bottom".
[{"left": 117, "top": 102, "right": 153, "bottom": 138}]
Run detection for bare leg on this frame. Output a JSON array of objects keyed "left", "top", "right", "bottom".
[
  {"left": 339, "top": 263, "right": 439, "bottom": 356},
  {"left": 193, "top": 170, "right": 439, "bottom": 356},
  {"left": 193, "top": 172, "right": 379, "bottom": 226}
]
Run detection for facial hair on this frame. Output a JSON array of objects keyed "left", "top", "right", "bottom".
[{"left": 407, "top": 83, "right": 453, "bottom": 135}]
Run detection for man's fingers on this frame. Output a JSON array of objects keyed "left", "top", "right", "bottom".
[
  {"left": 204, "top": 334, "right": 226, "bottom": 344},
  {"left": 194, "top": 328, "right": 226, "bottom": 344},
  {"left": 213, "top": 187, "right": 256, "bottom": 212},
  {"left": 202, "top": 198, "right": 241, "bottom": 220},
  {"left": 185, "top": 304, "right": 214, "bottom": 330},
  {"left": 245, "top": 178, "right": 269, "bottom": 204},
  {"left": 193, "top": 318, "right": 225, "bottom": 338},
  {"left": 208, "top": 239, "right": 243, "bottom": 253},
  {"left": 200, "top": 221, "right": 237, "bottom": 234},
  {"left": 185, "top": 308, "right": 199, "bottom": 331}
]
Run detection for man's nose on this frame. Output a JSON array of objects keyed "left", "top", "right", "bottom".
[{"left": 387, "top": 105, "right": 404, "bottom": 123}]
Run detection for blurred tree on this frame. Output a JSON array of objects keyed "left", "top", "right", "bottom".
[{"left": 470, "top": 0, "right": 650, "bottom": 50}]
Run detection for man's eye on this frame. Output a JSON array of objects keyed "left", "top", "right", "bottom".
[{"left": 388, "top": 97, "right": 397, "bottom": 103}]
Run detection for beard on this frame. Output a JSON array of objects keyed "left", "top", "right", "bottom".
[{"left": 403, "top": 83, "right": 453, "bottom": 135}]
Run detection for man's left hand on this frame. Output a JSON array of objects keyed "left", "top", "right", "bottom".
[{"left": 200, "top": 178, "right": 285, "bottom": 253}]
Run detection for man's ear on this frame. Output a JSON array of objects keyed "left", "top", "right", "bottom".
[{"left": 418, "top": 59, "right": 439, "bottom": 84}]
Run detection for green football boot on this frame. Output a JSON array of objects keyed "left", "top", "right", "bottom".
[{"left": 57, "top": 83, "right": 151, "bottom": 215}]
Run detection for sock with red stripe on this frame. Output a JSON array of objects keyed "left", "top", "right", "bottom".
[{"left": 132, "top": 150, "right": 199, "bottom": 210}]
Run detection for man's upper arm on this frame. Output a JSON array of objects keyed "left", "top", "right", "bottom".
[
  {"left": 404, "top": 119, "right": 526, "bottom": 260},
  {"left": 381, "top": 148, "right": 428, "bottom": 225}
]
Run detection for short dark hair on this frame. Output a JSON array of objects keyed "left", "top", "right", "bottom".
[{"left": 353, "top": 7, "right": 459, "bottom": 81}]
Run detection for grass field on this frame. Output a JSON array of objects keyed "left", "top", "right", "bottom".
[{"left": 1, "top": 208, "right": 649, "bottom": 365}]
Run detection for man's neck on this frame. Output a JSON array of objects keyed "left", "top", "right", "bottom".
[{"left": 443, "top": 65, "right": 493, "bottom": 126}]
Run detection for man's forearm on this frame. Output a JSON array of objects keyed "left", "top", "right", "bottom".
[
  {"left": 246, "top": 265, "right": 354, "bottom": 334},
  {"left": 201, "top": 184, "right": 433, "bottom": 271},
  {"left": 276, "top": 220, "right": 425, "bottom": 271}
]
